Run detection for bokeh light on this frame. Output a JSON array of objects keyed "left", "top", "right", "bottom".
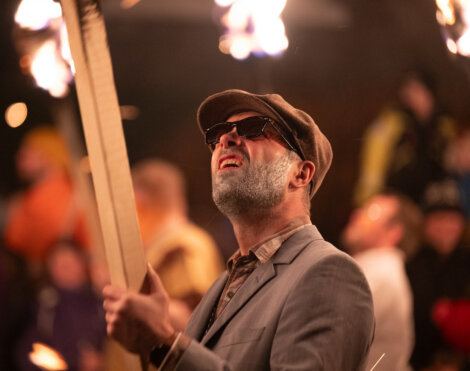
[
  {"left": 5, "top": 102, "right": 28, "bottom": 128},
  {"left": 29, "top": 343, "right": 68, "bottom": 371}
]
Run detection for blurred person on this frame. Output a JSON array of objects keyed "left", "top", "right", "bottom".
[
  {"left": 132, "top": 158, "right": 224, "bottom": 330},
  {"left": 102, "top": 90, "right": 375, "bottom": 370},
  {"left": 342, "top": 192, "right": 421, "bottom": 371},
  {"left": 407, "top": 179, "right": 470, "bottom": 370},
  {"left": 3, "top": 126, "right": 89, "bottom": 265},
  {"left": 445, "top": 128, "right": 470, "bottom": 220},
  {"left": 15, "top": 239, "right": 106, "bottom": 371},
  {"left": 354, "top": 70, "right": 456, "bottom": 206}
]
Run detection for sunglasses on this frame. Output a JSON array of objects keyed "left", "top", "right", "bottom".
[{"left": 204, "top": 116, "right": 304, "bottom": 160}]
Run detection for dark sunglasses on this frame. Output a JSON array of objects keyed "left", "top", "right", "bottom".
[{"left": 204, "top": 116, "right": 304, "bottom": 160}]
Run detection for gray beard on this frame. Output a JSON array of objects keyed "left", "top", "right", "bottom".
[{"left": 212, "top": 152, "right": 293, "bottom": 218}]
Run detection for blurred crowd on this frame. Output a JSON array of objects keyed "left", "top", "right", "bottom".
[
  {"left": 0, "top": 127, "right": 223, "bottom": 371},
  {"left": 0, "top": 69, "right": 469, "bottom": 371},
  {"left": 345, "top": 71, "right": 470, "bottom": 371}
]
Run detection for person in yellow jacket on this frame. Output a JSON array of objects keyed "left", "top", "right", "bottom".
[{"left": 354, "top": 72, "right": 456, "bottom": 206}]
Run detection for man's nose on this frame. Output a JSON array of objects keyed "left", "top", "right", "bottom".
[{"left": 219, "top": 127, "right": 242, "bottom": 148}]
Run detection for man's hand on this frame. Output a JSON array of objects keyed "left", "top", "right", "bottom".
[{"left": 102, "top": 264, "right": 176, "bottom": 355}]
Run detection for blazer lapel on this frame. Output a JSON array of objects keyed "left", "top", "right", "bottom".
[
  {"left": 185, "top": 271, "right": 228, "bottom": 340},
  {"left": 199, "top": 225, "right": 324, "bottom": 345},
  {"left": 201, "top": 261, "right": 276, "bottom": 344}
]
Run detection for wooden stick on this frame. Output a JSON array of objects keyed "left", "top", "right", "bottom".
[{"left": 60, "top": 0, "right": 147, "bottom": 369}]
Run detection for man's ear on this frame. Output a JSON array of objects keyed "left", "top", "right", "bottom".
[{"left": 290, "top": 161, "right": 315, "bottom": 190}]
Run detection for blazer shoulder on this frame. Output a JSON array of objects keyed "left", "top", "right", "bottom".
[{"left": 275, "top": 225, "right": 357, "bottom": 268}]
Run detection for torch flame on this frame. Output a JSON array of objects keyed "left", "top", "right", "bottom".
[
  {"left": 14, "top": 0, "right": 74, "bottom": 97},
  {"left": 15, "top": 0, "right": 62, "bottom": 31},
  {"left": 30, "top": 40, "right": 72, "bottom": 98},
  {"left": 436, "top": 0, "right": 470, "bottom": 56},
  {"left": 216, "top": 0, "right": 289, "bottom": 60},
  {"left": 29, "top": 343, "right": 68, "bottom": 371},
  {"left": 436, "top": 0, "right": 456, "bottom": 25},
  {"left": 455, "top": 0, "right": 470, "bottom": 55}
]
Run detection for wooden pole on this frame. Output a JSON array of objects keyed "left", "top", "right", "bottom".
[{"left": 60, "top": 0, "right": 147, "bottom": 369}]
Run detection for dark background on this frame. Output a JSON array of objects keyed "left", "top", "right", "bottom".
[{"left": 1, "top": 0, "right": 470, "bottom": 258}]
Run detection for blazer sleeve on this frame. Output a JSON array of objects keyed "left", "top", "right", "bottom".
[{"left": 270, "top": 253, "right": 375, "bottom": 370}]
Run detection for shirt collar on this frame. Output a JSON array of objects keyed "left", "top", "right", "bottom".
[{"left": 227, "top": 216, "right": 311, "bottom": 270}]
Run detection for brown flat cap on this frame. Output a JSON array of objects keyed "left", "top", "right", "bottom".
[{"left": 197, "top": 89, "right": 333, "bottom": 198}]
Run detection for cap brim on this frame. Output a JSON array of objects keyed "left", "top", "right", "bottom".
[{"left": 197, "top": 90, "right": 290, "bottom": 133}]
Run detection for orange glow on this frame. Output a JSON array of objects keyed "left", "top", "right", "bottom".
[{"left": 29, "top": 343, "right": 68, "bottom": 370}]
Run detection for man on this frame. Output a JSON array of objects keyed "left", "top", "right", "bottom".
[
  {"left": 103, "top": 89, "right": 374, "bottom": 370},
  {"left": 342, "top": 192, "right": 421, "bottom": 371}
]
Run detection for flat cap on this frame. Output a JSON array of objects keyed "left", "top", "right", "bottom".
[{"left": 197, "top": 89, "right": 333, "bottom": 198}]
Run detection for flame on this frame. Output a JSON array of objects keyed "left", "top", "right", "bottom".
[
  {"left": 15, "top": 0, "right": 62, "bottom": 31},
  {"left": 14, "top": 0, "right": 74, "bottom": 97},
  {"left": 455, "top": 0, "right": 470, "bottom": 56},
  {"left": 436, "top": 0, "right": 456, "bottom": 25},
  {"left": 30, "top": 40, "right": 72, "bottom": 97},
  {"left": 216, "top": 0, "right": 289, "bottom": 60},
  {"left": 436, "top": 0, "right": 470, "bottom": 56},
  {"left": 29, "top": 343, "right": 68, "bottom": 370}
]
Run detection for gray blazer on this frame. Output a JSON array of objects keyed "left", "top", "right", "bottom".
[{"left": 176, "top": 225, "right": 374, "bottom": 370}]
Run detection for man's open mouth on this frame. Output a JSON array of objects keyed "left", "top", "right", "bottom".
[{"left": 218, "top": 155, "right": 243, "bottom": 170}]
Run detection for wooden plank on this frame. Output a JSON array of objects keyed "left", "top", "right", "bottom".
[{"left": 60, "top": 0, "right": 147, "bottom": 369}]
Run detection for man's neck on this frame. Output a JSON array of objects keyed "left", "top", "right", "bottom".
[{"left": 229, "top": 206, "right": 309, "bottom": 255}]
